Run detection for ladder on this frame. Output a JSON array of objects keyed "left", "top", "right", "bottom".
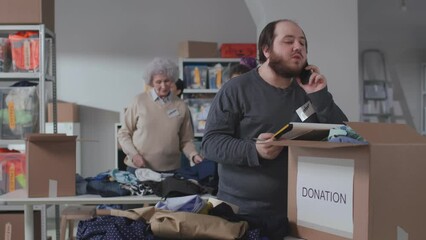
[
  {"left": 361, "top": 49, "right": 414, "bottom": 126},
  {"left": 361, "top": 49, "right": 392, "bottom": 122}
]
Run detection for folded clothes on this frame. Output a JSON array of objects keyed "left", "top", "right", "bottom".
[
  {"left": 135, "top": 168, "right": 173, "bottom": 182},
  {"left": 155, "top": 194, "right": 205, "bottom": 213}
]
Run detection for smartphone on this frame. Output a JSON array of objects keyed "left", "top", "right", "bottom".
[{"left": 299, "top": 62, "right": 311, "bottom": 85}]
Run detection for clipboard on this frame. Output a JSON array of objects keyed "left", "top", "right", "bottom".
[{"left": 273, "top": 122, "right": 344, "bottom": 140}]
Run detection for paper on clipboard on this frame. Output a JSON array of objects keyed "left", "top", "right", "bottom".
[{"left": 274, "top": 122, "right": 344, "bottom": 140}]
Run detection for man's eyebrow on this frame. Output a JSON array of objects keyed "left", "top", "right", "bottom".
[{"left": 282, "top": 35, "right": 306, "bottom": 40}]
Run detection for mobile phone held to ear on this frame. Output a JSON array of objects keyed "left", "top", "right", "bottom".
[{"left": 300, "top": 62, "right": 311, "bottom": 85}]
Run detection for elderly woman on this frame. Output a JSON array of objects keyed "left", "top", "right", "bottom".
[{"left": 118, "top": 57, "right": 203, "bottom": 173}]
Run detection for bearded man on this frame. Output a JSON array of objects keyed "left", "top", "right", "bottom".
[{"left": 202, "top": 19, "right": 348, "bottom": 239}]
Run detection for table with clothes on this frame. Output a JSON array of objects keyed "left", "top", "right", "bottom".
[{"left": 74, "top": 160, "right": 269, "bottom": 239}]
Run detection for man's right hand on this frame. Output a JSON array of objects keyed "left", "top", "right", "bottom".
[
  {"left": 255, "top": 133, "right": 284, "bottom": 160},
  {"left": 132, "top": 154, "right": 146, "bottom": 168}
]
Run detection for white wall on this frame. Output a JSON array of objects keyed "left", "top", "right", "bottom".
[
  {"left": 245, "top": 0, "right": 360, "bottom": 122},
  {"left": 55, "top": 0, "right": 257, "bottom": 177},
  {"left": 56, "top": 0, "right": 256, "bottom": 112},
  {"left": 55, "top": 0, "right": 360, "bottom": 177}
]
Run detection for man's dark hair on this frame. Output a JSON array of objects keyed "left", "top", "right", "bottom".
[
  {"left": 175, "top": 79, "right": 184, "bottom": 97},
  {"left": 229, "top": 64, "right": 251, "bottom": 78},
  {"left": 257, "top": 19, "right": 308, "bottom": 64}
]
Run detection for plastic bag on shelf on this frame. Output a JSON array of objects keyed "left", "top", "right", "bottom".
[
  {"left": 0, "top": 38, "right": 11, "bottom": 72},
  {"left": 8, "top": 31, "right": 40, "bottom": 72}
]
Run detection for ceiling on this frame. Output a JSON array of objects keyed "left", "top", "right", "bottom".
[{"left": 358, "top": 0, "right": 426, "bottom": 48}]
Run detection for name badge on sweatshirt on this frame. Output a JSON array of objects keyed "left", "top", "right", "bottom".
[
  {"left": 296, "top": 101, "right": 315, "bottom": 122},
  {"left": 167, "top": 108, "right": 180, "bottom": 118}
]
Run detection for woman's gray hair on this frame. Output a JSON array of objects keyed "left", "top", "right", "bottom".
[{"left": 144, "top": 57, "right": 179, "bottom": 85}]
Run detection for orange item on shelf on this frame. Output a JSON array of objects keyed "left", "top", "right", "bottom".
[{"left": 8, "top": 31, "right": 40, "bottom": 72}]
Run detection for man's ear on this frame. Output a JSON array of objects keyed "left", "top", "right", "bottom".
[{"left": 262, "top": 46, "right": 270, "bottom": 59}]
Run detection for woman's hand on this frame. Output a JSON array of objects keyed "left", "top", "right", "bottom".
[
  {"left": 192, "top": 154, "right": 203, "bottom": 164},
  {"left": 132, "top": 154, "right": 145, "bottom": 168}
]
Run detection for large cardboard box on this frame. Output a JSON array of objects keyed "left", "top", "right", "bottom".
[
  {"left": 26, "top": 134, "right": 77, "bottom": 197},
  {"left": 48, "top": 101, "right": 79, "bottom": 122},
  {"left": 0, "top": 0, "right": 55, "bottom": 31},
  {"left": 0, "top": 211, "right": 41, "bottom": 240},
  {"left": 272, "top": 122, "right": 426, "bottom": 240},
  {"left": 179, "top": 41, "right": 218, "bottom": 58}
]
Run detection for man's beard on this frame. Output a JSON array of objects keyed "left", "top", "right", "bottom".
[{"left": 268, "top": 51, "right": 302, "bottom": 78}]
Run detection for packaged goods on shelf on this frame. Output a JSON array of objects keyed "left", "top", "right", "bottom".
[
  {"left": 184, "top": 65, "right": 208, "bottom": 89},
  {"left": 0, "top": 86, "right": 39, "bottom": 139},
  {"left": 184, "top": 98, "right": 212, "bottom": 135},
  {"left": 208, "top": 64, "right": 223, "bottom": 89},
  {"left": 8, "top": 31, "right": 40, "bottom": 72},
  {"left": 0, "top": 152, "right": 26, "bottom": 195},
  {"left": 0, "top": 38, "right": 11, "bottom": 72},
  {"left": 208, "top": 63, "right": 234, "bottom": 89}
]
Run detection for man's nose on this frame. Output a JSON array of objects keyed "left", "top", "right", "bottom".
[{"left": 294, "top": 42, "right": 303, "bottom": 52}]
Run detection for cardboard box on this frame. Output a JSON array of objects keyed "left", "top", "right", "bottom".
[
  {"left": 271, "top": 122, "right": 426, "bottom": 240},
  {"left": 26, "top": 134, "right": 77, "bottom": 197},
  {"left": 0, "top": 211, "right": 41, "bottom": 240},
  {"left": 45, "top": 122, "right": 82, "bottom": 174},
  {"left": 0, "top": 0, "right": 55, "bottom": 31},
  {"left": 48, "top": 101, "right": 79, "bottom": 122},
  {"left": 179, "top": 41, "right": 218, "bottom": 58},
  {"left": 220, "top": 43, "right": 257, "bottom": 58}
]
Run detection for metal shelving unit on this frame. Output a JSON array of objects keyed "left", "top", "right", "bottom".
[
  {"left": 179, "top": 58, "right": 239, "bottom": 138},
  {"left": 0, "top": 24, "right": 57, "bottom": 134},
  {"left": 0, "top": 24, "right": 57, "bottom": 240}
]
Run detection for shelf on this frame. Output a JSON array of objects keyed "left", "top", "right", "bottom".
[
  {"left": 183, "top": 89, "right": 219, "bottom": 94},
  {"left": 0, "top": 24, "right": 57, "bottom": 240},
  {"left": 194, "top": 133, "right": 204, "bottom": 137},
  {"left": 0, "top": 139, "right": 25, "bottom": 145},
  {"left": 0, "top": 24, "right": 57, "bottom": 139},
  {"left": 0, "top": 205, "right": 44, "bottom": 211},
  {"left": 179, "top": 58, "right": 240, "bottom": 63},
  {"left": 0, "top": 72, "right": 55, "bottom": 80},
  {"left": 179, "top": 58, "right": 240, "bottom": 139},
  {"left": 0, "top": 24, "right": 54, "bottom": 37}
]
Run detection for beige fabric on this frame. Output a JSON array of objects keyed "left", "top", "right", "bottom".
[
  {"left": 97, "top": 206, "right": 249, "bottom": 239},
  {"left": 150, "top": 210, "right": 248, "bottom": 239}
]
